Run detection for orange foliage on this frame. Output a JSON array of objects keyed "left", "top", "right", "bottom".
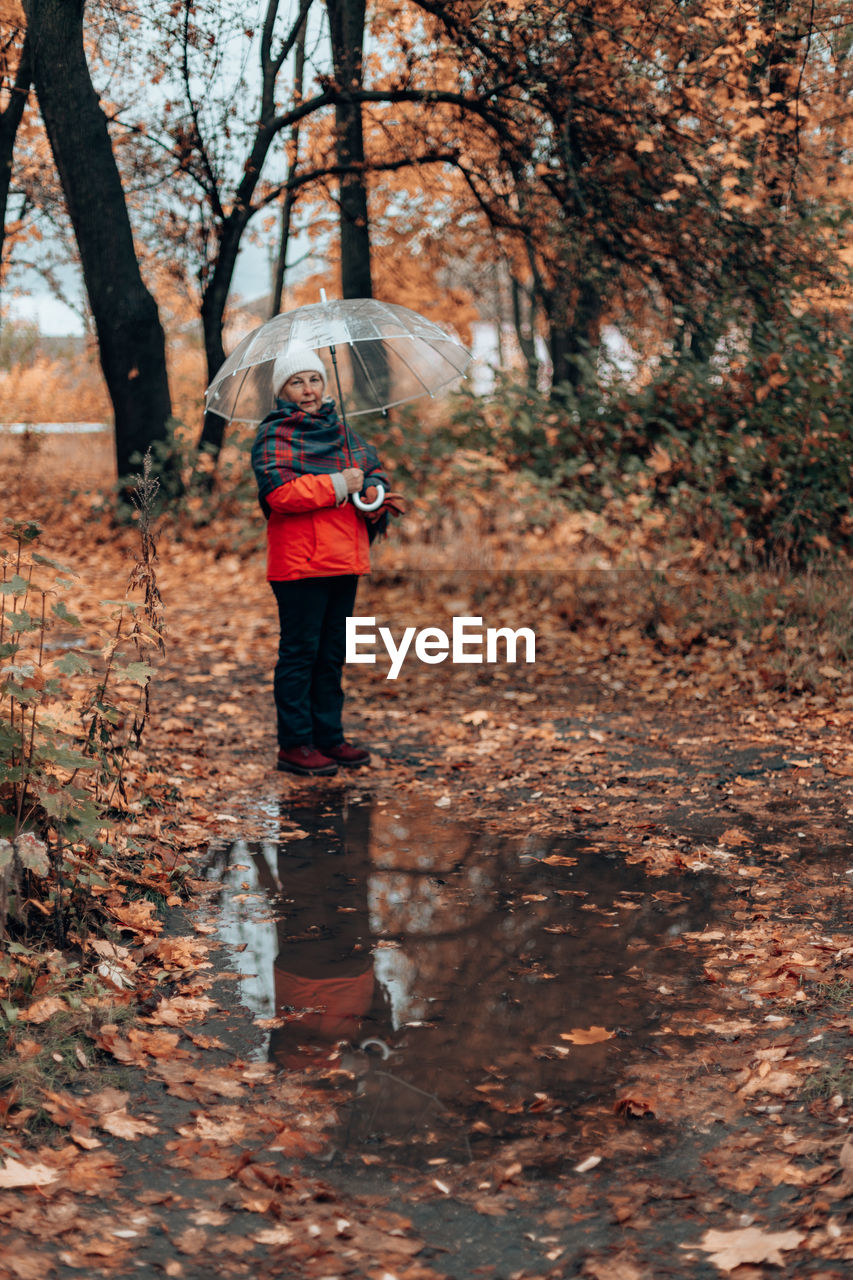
[
  {"left": 0, "top": 329, "right": 206, "bottom": 433},
  {"left": 166, "top": 338, "right": 207, "bottom": 431},
  {"left": 0, "top": 352, "right": 110, "bottom": 423}
]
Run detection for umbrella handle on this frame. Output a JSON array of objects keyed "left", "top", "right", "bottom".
[{"left": 352, "top": 482, "right": 386, "bottom": 513}]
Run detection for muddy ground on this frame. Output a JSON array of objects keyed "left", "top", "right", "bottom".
[{"left": 1, "top": 508, "right": 852, "bottom": 1279}]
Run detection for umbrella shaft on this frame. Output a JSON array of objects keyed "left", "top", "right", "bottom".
[{"left": 329, "top": 343, "right": 355, "bottom": 467}]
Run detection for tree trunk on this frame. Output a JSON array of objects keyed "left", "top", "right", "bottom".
[
  {"left": 546, "top": 278, "right": 601, "bottom": 394},
  {"left": 197, "top": 292, "right": 228, "bottom": 461},
  {"left": 270, "top": 170, "right": 298, "bottom": 319},
  {"left": 23, "top": 0, "right": 173, "bottom": 488},
  {"left": 510, "top": 274, "right": 539, "bottom": 390},
  {"left": 192, "top": 0, "right": 329, "bottom": 465},
  {"left": 0, "top": 29, "right": 31, "bottom": 287},
  {"left": 326, "top": 0, "right": 372, "bottom": 299},
  {"left": 271, "top": 16, "right": 307, "bottom": 318},
  {"left": 196, "top": 210, "right": 248, "bottom": 459}
]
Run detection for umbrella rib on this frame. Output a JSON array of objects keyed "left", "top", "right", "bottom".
[
  {"left": 349, "top": 339, "right": 389, "bottom": 409},
  {"left": 210, "top": 361, "right": 254, "bottom": 422},
  {"left": 382, "top": 339, "right": 443, "bottom": 398}
]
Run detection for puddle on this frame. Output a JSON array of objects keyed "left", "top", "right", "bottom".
[
  {"left": 0, "top": 421, "right": 107, "bottom": 435},
  {"left": 205, "top": 795, "right": 725, "bottom": 1165}
]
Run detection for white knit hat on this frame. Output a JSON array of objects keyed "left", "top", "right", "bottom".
[{"left": 272, "top": 345, "right": 328, "bottom": 394}]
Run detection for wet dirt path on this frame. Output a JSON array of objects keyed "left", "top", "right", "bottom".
[
  {"left": 190, "top": 785, "right": 851, "bottom": 1280},
  {"left": 2, "top": 562, "right": 852, "bottom": 1279},
  {"left": 145, "top": 565, "right": 853, "bottom": 1277}
]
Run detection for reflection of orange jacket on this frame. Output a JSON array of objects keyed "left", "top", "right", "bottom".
[
  {"left": 274, "top": 963, "right": 375, "bottom": 1040},
  {"left": 265, "top": 476, "right": 370, "bottom": 581}
]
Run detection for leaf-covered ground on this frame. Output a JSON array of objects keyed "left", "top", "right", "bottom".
[{"left": 1, "top": 445, "right": 852, "bottom": 1279}]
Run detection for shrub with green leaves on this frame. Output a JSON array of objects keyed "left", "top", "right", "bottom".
[
  {"left": 443, "top": 309, "right": 853, "bottom": 562},
  {"left": 0, "top": 458, "right": 164, "bottom": 943}
]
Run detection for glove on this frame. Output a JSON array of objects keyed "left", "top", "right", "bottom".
[{"left": 364, "top": 488, "right": 406, "bottom": 521}]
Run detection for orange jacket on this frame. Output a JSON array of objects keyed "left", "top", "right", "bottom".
[{"left": 265, "top": 474, "right": 370, "bottom": 581}]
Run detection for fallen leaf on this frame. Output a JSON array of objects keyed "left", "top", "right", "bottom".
[
  {"left": 89, "top": 939, "right": 131, "bottom": 961},
  {"left": 98, "top": 1110, "right": 159, "bottom": 1139},
  {"left": 582, "top": 1253, "right": 645, "bottom": 1280},
  {"left": 693, "top": 1226, "right": 804, "bottom": 1271},
  {"left": 840, "top": 1138, "right": 853, "bottom": 1180},
  {"left": 0, "top": 1248, "right": 54, "bottom": 1279},
  {"left": 13, "top": 1039, "right": 43, "bottom": 1060},
  {"left": 254, "top": 1227, "right": 294, "bottom": 1246},
  {"left": 175, "top": 1227, "right": 207, "bottom": 1255},
  {"left": 827, "top": 1138, "right": 853, "bottom": 1199},
  {"left": 108, "top": 899, "right": 162, "bottom": 933},
  {"left": 561, "top": 1026, "right": 615, "bottom": 1045},
  {"left": 0, "top": 1157, "right": 59, "bottom": 1188},
  {"left": 97, "top": 960, "right": 134, "bottom": 989},
  {"left": 20, "top": 995, "right": 66, "bottom": 1023},
  {"left": 614, "top": 1094, "right": 657, "bottom": 1119},
  {"left": 152, "top": 937, "right": 211, "bottom": 971},
  {"left": 739, "top": 1069, "right": 801, "bottom": 1098},
  {"left": 146, "top": 995, "right": 218, "bottom": 1025}
]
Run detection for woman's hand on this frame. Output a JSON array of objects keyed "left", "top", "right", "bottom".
[
  {"left": 365, "top": 490, "right": 406, "bottom": 522},
  {"left": 341, "top": 467, "right": 365, "bottom": 494}
]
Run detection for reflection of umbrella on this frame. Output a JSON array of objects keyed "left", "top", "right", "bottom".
[
  {"left": 205, "top": 296, "right": 471, "bottom": 511},
  {"left": 205, "top": 296, "right": 471, "bottom": 425}
]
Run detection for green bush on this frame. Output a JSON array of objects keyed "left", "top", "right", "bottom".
[
  {"left": 0, "top": 457, "right": 164, "bottom": 944},
  {"left": 442, "top": 311, "right": 853, "bottom": 561}
]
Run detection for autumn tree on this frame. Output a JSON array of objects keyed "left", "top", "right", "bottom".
[
  {"left": 21, "top": 0, "right": 173, "bottom": 484},
  {"left": 15, "top": 0, "right": 847, "bottom": 464},
  {"left": 396, "top": 1, "right": 848, "bottom": 387},
  {"left": 326, "top": 0, "right": 372, "bottom": 299},
  {"left": 0, "top": 3, "right": 30, "bottom": 288},
  {"left": 270, "top": 15, "right": 309, "bottom": 317},
  {"left": 103, "top": 0, "right": 468, "bottom": 460},
  {"left": 107, "top": 0, "right": 330, "bottom": 459}
]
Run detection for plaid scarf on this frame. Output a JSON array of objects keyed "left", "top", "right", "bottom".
[{"left": 252, "top": 399, "right": 388, "bottom": 507}]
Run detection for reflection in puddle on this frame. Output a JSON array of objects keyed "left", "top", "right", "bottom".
[{"left": 206, "top": 795, "right": 721, "bottom": 1164}]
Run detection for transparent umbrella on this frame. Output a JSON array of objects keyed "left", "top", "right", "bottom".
[
  {"left": 205, "top": 296, "right": 471, "bottom": 424},
  {"left": 205, "top": 296, "right": 472, "bottom": 511}
]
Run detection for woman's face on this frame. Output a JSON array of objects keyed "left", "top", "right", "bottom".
[{"left": 281, "top": 370, "right": 325, "bottom": 413}]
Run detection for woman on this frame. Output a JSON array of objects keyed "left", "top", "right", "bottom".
[{"left": 251, "top": 344, "right": 403, "bottom": 776}]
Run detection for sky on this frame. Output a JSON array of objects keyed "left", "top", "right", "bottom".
[
  {"left": 6, "top": 1, "right": 328, "bottom": 338},
  {"left": 7, "top": 238, "right": 276, "bottom": 337}
]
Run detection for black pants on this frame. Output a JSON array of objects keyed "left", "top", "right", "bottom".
[{"left": 271, "top": 575, "right": 358, "bottom": 750}]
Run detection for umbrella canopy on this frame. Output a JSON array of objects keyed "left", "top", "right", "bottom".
[{"left": 205, "top": 297, "right": 472, "bottom": 426}]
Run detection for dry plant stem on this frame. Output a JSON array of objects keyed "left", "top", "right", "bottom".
[
  {"left": 14, "top": 593, "right": 47, "bottom": 835},
  {"left": 76, "top": 452, "right": 165, "bottom": 806},
  {"left": 37, "top": 591, "right": 45, "bottom": 665},
  {"left": 14, "top": 537, "right": 33, "bottom": 614},
  {"left": 120, "top": 451, "right": 165, "bottom": 772},
  {"left": 105, "top": 719, "right": 136, "bottom": 810},
  {"left": 70, "top": 611, "right": 124, "bottom": 800},
  {"left": 14, "top": 701, "right": 26, "bottom": 835},
  {"left": 3, "top": 532, "right": 39, "bottom": 828},
  {"left": 128, "top": 450, "right": 165, "bottom": 654},
  {"left": 52, "top": 827, "right": 65, "bottom": 948}
]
